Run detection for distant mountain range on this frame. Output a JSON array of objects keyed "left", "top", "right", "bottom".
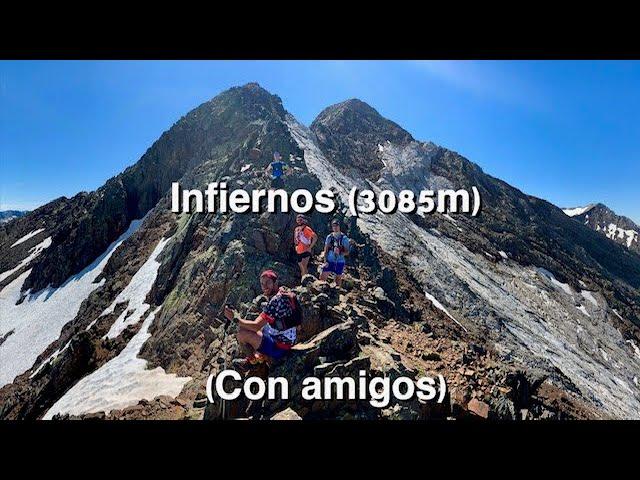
[
  {"left": 563, "top": 203, "right": 639, "bottom": 254},
  {"left": 0, "top": 211, "right": 28, "bottom": 225}
]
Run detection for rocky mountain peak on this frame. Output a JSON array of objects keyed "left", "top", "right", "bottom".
[
  {"left": 312, "top": 98, "right": 413, "bottom": 143},
  {"left": 310, "top": 99, "right": 413, "bottom": 179},
  {"left": 5, "top": 83, "right": 293, "bottom": 294},
  {"left": 205, "top": 82, "right": 286, "bottom": 121}
]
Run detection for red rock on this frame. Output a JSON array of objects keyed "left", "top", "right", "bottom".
[{"left": 468, "top": 398, "right": 490, "bottom": 418}]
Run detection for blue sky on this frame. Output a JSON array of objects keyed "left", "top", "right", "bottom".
[{"left": 1, "top": 60, "right": 639, "bottom": 223}]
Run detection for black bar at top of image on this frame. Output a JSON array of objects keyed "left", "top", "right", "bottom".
[{"left": 3, "top": 10, "right": 639, "bottom": 60}]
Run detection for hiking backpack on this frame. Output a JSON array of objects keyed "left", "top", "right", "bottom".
[
  {"left": 273, "top": 289, "right": 303, "bottom": 330},
  {"left": 327, "top": 233, "right": 348, "bottom": 254}
]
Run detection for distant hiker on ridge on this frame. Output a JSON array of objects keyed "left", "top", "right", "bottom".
[
  {"left": 293, "top": 214, "right": 317, "bottom": 278},
  {"left": 266, "top": 151, "right": 287, "bottom": 188},
  {"left": 224, "top": 270, "right": 301, "bottom": 370},
  {"left": 320, "top": 219, "right": 350, "bottom": 287}
]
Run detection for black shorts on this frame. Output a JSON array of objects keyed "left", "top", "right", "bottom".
[{"left": 296, "top": 251, "right": 311, "bottom": 262}]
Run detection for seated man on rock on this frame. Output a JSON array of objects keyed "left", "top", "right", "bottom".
[{"left": 225, "top": 269, "right": 300, "bottom": 370}]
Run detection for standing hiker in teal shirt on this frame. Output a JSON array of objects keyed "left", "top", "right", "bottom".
[{"left": 320, "top": 219, "right": 350, "bottom": 287}]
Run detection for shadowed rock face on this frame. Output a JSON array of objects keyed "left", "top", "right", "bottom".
[{"left": 1, "top": 84, "right": 639, "bottom": 420}]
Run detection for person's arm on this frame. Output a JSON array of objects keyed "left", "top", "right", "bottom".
[
  {"left": 239, "top": 316, "right": 269, "bottom": 331},
  {"left": 310, "top": 230, "right": 318, "bottom": 249},
  {"left": 224, "top": 306, "right": 269, "bottom": 332},
  {"left": 323, "top": 237, "right": 330, "bottom": 259}
]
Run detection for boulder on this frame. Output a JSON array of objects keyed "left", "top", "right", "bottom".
[
  {"left": 294, "top": 321, "right": 358, "bottom": 361},
  {"left": 467, "top": 398, "right": 490, "bottom": 419},
  {"left": 271, "top": 407, "right": 302, "bottom": 420},
  {"left": 372, "top": 287, "right": 387, "bottom": 300}
]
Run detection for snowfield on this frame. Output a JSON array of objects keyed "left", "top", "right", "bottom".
[
  {"left": 288, "top": 116, "right": 640, "bottom": 419},
  {"left": 43, "top": 306, "right": 191, "bottom": 419},
  {"left": 0, "top": 220, "right": 141, "bottom": 388}
]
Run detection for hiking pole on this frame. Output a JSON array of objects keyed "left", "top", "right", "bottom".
[
  {"left": 221, "top": 319, "right": 229, "bottom": 421},
  {"left": 221, "top": 304, "right": 237, "bottom": 421},
  {"left": 209, "top": 309, "right": 232, "bottom": 420}
]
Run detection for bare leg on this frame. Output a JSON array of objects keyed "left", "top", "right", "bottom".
[
  {"left": 299, "top": 256, "right": 309, "bottom": 277},
  {"left": 237, "top": 329, "right": 263, "bottom": 352},
  {"left": 335, "top": 274, "right": 343, "bottom": 287}
]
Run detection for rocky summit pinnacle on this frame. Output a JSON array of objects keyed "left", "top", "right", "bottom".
[{"left": 215, "top": 82, "right": 286, "bottom": 116}]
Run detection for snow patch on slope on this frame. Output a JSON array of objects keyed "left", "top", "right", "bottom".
[
  {"left": 0, "top": 220, "right": 141, "bottom": 388},
  {"left": 0, "top": 237, "right": 52, "bottom": 283},
  {"left": 536, "top": 268, "right": 573, "bottom": 296},
  {"left": 30, "top": 339, "right": 72, "bottom": 379},
  {"left": 577, "top": 305, "right": 591, "bottom": 317},
  {"left": 43, "top": 306, "right": 190, "bottom": 419},
  {"left": 581, "top": 290, "right": 599, "bottom": 307},
  {"left": 425, "top": 292, "right": 467, "bottom": 332},
  {"left": 10, "top": 228, "right": 45, "bottom": 248},
  {"left": 103, "top": 236, "right": 171, "bottom": 340},
  {"left": 601, "top": 224, "right": 638, "bottom": 248},
  {"left": 563, "top": 205, "right": 595, "bottom": 217}
]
